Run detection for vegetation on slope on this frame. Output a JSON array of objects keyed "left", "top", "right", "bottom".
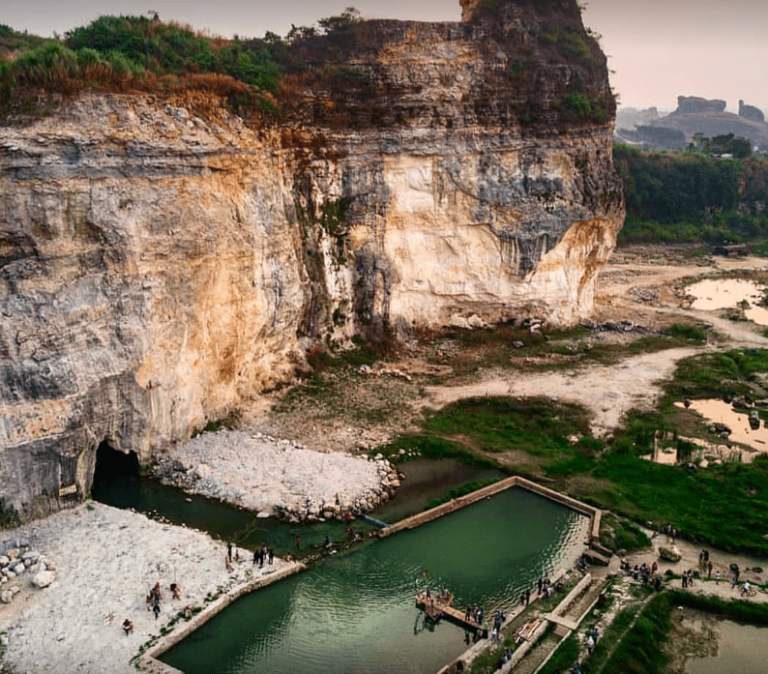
[
  {"left": 1, "top": 2, "right": 614, "bottom": 129},
  {"left": 615, "top": 143, "right": 768, "bottom": 252}
]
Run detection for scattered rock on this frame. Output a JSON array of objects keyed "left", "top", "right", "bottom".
[
  {"left": 32, "top": 570, "right": 57, "bottom": 589},
  {"left": 658, "top": 546, "right": 682, "bottom": 562},
  {"left": 11, "top": 562, "right": 25, "bottom": 576}
]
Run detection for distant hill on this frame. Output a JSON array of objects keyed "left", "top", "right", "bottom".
[{"left": 616, "top": 96, "right": 768, "bottom": 151}]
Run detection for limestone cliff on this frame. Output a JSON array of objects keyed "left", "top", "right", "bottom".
[{"left": 0, "top": 0, "right": 623, "bottom": 519}]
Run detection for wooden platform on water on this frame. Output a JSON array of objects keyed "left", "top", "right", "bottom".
[{"left": 416, "top": 592, "right": 484, "bottom": 633}]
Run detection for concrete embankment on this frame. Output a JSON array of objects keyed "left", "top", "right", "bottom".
[{"left": 381, "top": 476, "right": 602, "bottom": 545}]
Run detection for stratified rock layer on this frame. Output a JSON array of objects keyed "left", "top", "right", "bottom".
[{"left": 0, "top": 0, "right": 623, "bottom": 518}]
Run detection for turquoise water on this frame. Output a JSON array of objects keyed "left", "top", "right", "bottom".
[{"left": 162, "top": 488, "right": 588, "bottom": 674}]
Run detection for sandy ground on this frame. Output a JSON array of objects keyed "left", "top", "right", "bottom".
[{"left": 0, "top": 503, "right": 297, "bottom": 674}]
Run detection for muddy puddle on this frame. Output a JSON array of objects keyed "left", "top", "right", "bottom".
[
  {"left": 672, "top": 399, "right": 768, "bottom": 458},
  {"left": 686, "top": 278, "right": 768, "bottom": 326},
  {"left": 684, "top": 620, "right": 768, "bottom": 674}
]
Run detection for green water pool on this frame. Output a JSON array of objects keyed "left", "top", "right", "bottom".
[{"left": 161, "top": 487, "right": 589, "bottom": 674}]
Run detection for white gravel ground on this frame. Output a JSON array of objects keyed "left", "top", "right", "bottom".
[
  {"left": 161, "top": 429, "right": 395, "bottom": 517},
  {"left": 0, "top": 503, "right": 296, "bottom": 674}
]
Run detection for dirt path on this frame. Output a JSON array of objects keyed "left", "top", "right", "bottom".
[
  {"left": 423, "top": 250, "right": 767, "bottom": 437},
  {"left": 424, "top": 347, "right": 701, "bottom": 437}
]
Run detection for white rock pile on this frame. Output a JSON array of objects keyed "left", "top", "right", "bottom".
[
  {"left": 0, "top": 541, "right": 57, "bottom": 604},
  {"left": 157, "top": 429, "right": 399, "bottom": 523}
]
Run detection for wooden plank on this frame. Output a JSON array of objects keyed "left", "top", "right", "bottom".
[{"left": 58, "top": 484, "right": 77, "bottom": 497}]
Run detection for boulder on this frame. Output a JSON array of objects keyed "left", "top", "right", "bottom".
[
  {"left": 32, "top": 570, "right": 56, "bottom": 589},
  {"left": 0, "top": 556, "right": 8, "bottom": 568},
  {"left": 22, "top": 550, "right": 40, "bottom": 563},
  {"left": 658, "top": 546, "right": 682, "bottom": 563},
  {"left": 11, "top": 562, "right": 25, "bottom": 576},
  {"left": 1, "top": 590, "right": 14, "bottom": 604}
]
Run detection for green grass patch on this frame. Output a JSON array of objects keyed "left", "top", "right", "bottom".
[
  {"left": 537, "top": 632, "right": 580, "bottom": 674},
  {"left": 589, "top": 453, "right": 768, "bottom": 554},
  {"left": 591, "top": 596, "right": 671, "bottom": 674},
  {"left": 421, "top": 397, "right": 590, "bottom": 459},
  {"left": 600, "top": 513, "right": 652, "bottom": 553},
  {"left": 381, "top": 434, "right": 499, "bottom": 470},
  {"left": 666, "top": 589, "right": 768, "bottom": 624}
]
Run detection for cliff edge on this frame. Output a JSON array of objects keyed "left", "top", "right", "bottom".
[{"left": 0, "top": 0, "right": 624, "bottom": 520}]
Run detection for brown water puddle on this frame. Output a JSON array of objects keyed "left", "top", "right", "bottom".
[
  {"left": 686, "top": 278, "right": 768, "bottom": 326},
  {"left": 674, "top": 399, "right": 768, "bottom": 457},
  {"left": 685, "top": 620, "right": 768, "bottom": 674}
]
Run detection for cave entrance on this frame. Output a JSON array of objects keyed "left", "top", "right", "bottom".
[{"left": 91, "top": 440, "right": 141, "bottom": 508}]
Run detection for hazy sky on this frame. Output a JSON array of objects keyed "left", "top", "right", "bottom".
[{"left": 4, "top": 0, "right": 767, "bottom": 112}]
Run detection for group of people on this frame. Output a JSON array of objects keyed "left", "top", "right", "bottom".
[
  {"left": 662, "top": 522, "right": 679, "bottom": 543},
  {"left": 124, "top": 580, "right": 182, "bottom": 633},
  {"left": 463, "top": 603, "right": 485, "bottom": 626},
  {"left": 539, "top": 576, "right": 562, "bottom": 598},
  {"left": 253, "top": 540, "right": 274, "bottom": 567},
  {"left": 621, "top": 559, "right": 664, "bottom": 591},
  {"left": 698, "top": 549, "right": 716, "bottom": 580},
  {"left": 681, "top": 568, "right": 697, "bottom": 589}
]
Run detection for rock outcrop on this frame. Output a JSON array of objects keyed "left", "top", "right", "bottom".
[
  {"left": 739, "top": 100, "right": 765, "bottom": 124},
  {"left": 674, "top": 96, "right": 727, "bottom": 115},
  {"left": 630, "top": 95, "right": 768, "bottom": 149},
  {"left": 0, "top": 0, "right": 623, "bottom": 519}
]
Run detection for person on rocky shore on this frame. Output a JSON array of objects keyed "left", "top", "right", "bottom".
[{"left": 122, "top": 618, "right": 134, "bottom": 635}]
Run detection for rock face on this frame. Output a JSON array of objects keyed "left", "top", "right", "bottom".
[
  {"left": 0, "top": 0, "right": 623, "bottom": 519},
  {"left": 675, "top": 96, "right": 727, "bottom": 115},
  {"left": 739, "top": 100, "right": 765, "bottom": 124}
]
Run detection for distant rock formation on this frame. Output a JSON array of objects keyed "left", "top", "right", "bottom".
[
  {"left": 739, "top": 100, "right": 765, "bottom": 124},
  {"left": 615, "top": 107, "right": 661, "bottom": 131},
  {"left": 621, "top": 95, "right": 768, "bottom": 150},
  {"left": 674, "top": 96, "right": 727, "bottom": 115}
]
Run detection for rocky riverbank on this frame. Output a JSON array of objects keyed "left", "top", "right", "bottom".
[{"left": 154, "top": 429, "right": 400, "bottom": 523}]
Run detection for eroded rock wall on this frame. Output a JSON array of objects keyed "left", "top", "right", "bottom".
[{"left": 0, "top": 0, "right": 624, "bottom": 519}]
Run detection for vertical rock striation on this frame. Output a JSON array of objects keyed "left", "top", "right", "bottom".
[{"left": 0, "top": 0, "right": 623, "bottom": 519}]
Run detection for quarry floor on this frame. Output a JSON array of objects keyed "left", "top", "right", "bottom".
[{"left": 2, "top": 246, "right": 768, "bottom": 674}]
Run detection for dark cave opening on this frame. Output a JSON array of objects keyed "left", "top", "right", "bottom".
[{"left": 91, "top": 440, "right": 141, "bottom": 507}]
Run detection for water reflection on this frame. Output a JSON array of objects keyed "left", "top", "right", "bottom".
[
  {"left": 685, "top": 278, "right": 768, "bottom": 326},
  {"left": 162, "top": 489, "right": 589, "bottom": 674},
  {"left": 674, "top": 399, "right": 768, "bottom": 457}
]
